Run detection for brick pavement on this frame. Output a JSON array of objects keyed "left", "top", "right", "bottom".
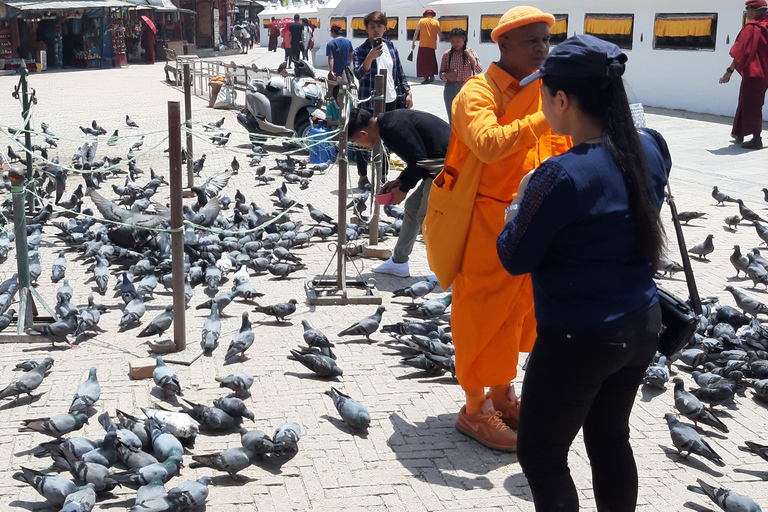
[{"left": 0, "top": 47, "right": 765, "bottom": 511}]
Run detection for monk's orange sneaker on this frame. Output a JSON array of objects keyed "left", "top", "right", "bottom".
[
  {"left": 488, "top": 390, "right": 520, "bottom": 430},
  {"left": 456, "top": 399, "right": 517, "bottom": 452}
]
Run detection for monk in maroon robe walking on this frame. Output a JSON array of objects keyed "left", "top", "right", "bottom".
[
  {"left": 141, "top": 21, "right": 156, "bottom": 64},
  {"left": 721, "top": 0, "right": 768, "bottom": 149},
  {"left": 268, "top": 18, "right": 279, "bottom": 52}
]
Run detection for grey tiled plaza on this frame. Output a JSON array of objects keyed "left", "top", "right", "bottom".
[{"left": 0, "top": 45, "right": 766, "bottom": 511}]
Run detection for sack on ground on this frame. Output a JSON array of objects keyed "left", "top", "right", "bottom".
[{"left": 214, "top": 85, "right": 236, "bottom": 109}]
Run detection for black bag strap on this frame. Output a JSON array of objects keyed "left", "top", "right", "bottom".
[{"left": 639, "top": 129, "right": 703, "bottom": 316}]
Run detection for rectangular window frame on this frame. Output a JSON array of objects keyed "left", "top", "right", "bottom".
[
  {"left": 438, "top": 15, "right": 468, "bottom": 42},
  {"left": 406, "top": 16, "right": 420, "bottom": 41},
  {"left": 550, "top": 14, "right": 568, "bottom": 45},
  {"left": 584, "top": 13, "right": 634, "bottom": 50},
  {"left": 351, "top": 17, "right": 366, "bottom": 39},
  {"left": 385, "top": 18, "right": 398, "bottom": 41},
  {"left": 480, "top": 14, "right": 501, "bottom": 44},
  {"left": 330, "top": 16, "right": 347, "bottom": 37},
  {"left": 653, "top": 13, "right": 717, "bottom": 51}
]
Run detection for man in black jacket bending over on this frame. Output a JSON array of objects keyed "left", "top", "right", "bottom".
[{"left": 348, "top": 108, "right": 451, "bottom": 278}]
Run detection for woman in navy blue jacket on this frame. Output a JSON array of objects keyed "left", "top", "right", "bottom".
[{"left": 496, "top": 35, "right": 670, "bottom": 512}]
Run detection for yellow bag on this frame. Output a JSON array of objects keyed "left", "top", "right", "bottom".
[{"left": 422, "top": 72, "right": 503, "bottom": 289}]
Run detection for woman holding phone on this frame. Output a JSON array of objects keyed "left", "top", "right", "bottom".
[{"left": 352, "top": 11, "right": 412, "bottom": 189}]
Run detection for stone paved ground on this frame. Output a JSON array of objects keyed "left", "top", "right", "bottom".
[{"left": 0, "top": 46, "right": 766, "bottom": 511}]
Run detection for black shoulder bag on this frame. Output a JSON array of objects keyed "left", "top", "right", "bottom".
[{"left": 641, "top": 130, "right": 702, "bottom": 356}]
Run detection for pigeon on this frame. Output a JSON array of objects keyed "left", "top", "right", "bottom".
[
  {"left": 205, "top": 117, "right": 225, "bottom": 131},
  {"left": 147, "top": 418, "right": 185, "bottom": 461},
  {"left": 688, "top": 479, "right": 761, "bottom": 512},
  {"left": 68, "top": 367, "right": 100, "bottom": 414},
  {"left": 289, "top": 348, "right": 343, "bottom": 378},
  {"left": 393, "top": 280, "right": 438, "bottom": 302},
  {"left": 663, "top": 413, "right": 724, "bottom": 466},
  {"left": 691, "top": 373, "right": 740, "bottom": 408},
  {"left": 712, "top": 186, "right": 738, "bottom": 205},
  {"left": 52, "top": 251, "right": 68, "bottom": 282},
  {"left": 747, "top": 253, "right": 768, "bottom": 288},
  {"left": 231, "top": 156, "right": 240, "bottom": 174},
  {"left": 14, "top": 357, "right": 54, "bottom": 372},
  {"left": 224, "top": 311, "right": 254, "bottom": 361},
  {"left": 131, "top": 135, "right": 145, "bottom": 150},
  {"left": 126, "top": 115, "right": 139, "bottom": 128},
  {"left": 192, "top": 154, "right": 206, "bottom": 175},
  {"left": 120, "top": 296, "right": 146, "bottom": 329},
  {"left": 302, "top": 320, "right": 334, "bottom": 350},
  {"left": 724, "top": 215, "right": 741, "bottom": 230},
  {"left": 212, "top": 397, "right": 254, "bottom": 421},
  {"left": 189, "top": 446, "right": 255, "bottom": 480},
  {"left": 166, "top": 476, "right": 212, "bottom": 510},
  {"left": 89, "top": 189, "right": 170, "bottom": 228},
  {"left": 138, "top": 305, "right": 174, "bottom": 338},
  {"left": 658, "top": 254, "right": 684, "bottom": 276},
  {"left": 60, "top": 483, "right": 96, "bottom": 512},
  {"left": 306, "top": 203, "right": 334, "bottom": 224},
  {"left": 744, "top": 441, "right": 768, "bottom": 463},
  {"left": 253, "top": 298, "right": 298, "bottom": 322},
  {"left": 408, "top": 295, "right": 452, "bottom": 318},
  {"left": 152, "top": 356, "right": 182, "bottom": 398},
  {"left": 737, "top": 199, "right": 767, "bottom": 223},
  {"left": 678, "top": 211, "right": 707, "bottom": 224},
  {"left": 12, "top": 467, "right": 77, "bottom": 507},
  {"left": 338, "top": 306, "right": 385, "bottom": 341},
  {"left": 688, "top": 234, "right": 715, "bottom": 260},
  {"left": 107, "top": 129, "right": 119, "bottom": 146},
  {"left": 272, "top": 422, "right": 301, "bottom": 455},
  {"left": 643, "top": 355, "right": 669, "bottom": 389},
  {"left": 325, "top": 387, "right": 371, "bottom": 433},
  {"left": 196, "top": 291, "right": 238, "bottom": 315},
  {"left": 180, "top": 398, "right": 239, "bottom": 431},
  {"left": 20, "top": 412, "right": 89, "bottom": 439},
  {"left": 28, "top": 311, "right": 79, "bottom": 347},
  {"left": 240, "top": 428, "right": 275, "bottom": 456},
  {"left": 216, "top": 371, "right": 253, "bottom": 397},
  {"left": 267, "top": 262, "right": 305, "bottom": 278},
  {"left": 402, "top": 353, "right": 445, "bottom": 374},
  {"left": 725, "top": 285, "right": 768, "bottom": 317},
  {"left": 731, "top": 245, "right": 750, "bottom": 277},
  {"left": 112, "top": 455, "right": 182, "bottom": 488},
  {"left": 756, "top": 222, "right": 768, "bottom": 246},
  {"left": 0, "top": 357, "right": 52, "bottom": 403},
  {"left": 201, "top": 303, "right": 221, "bottom": 355},
  {"left": 673, "top": 377, "right": 729, "bottom": 432}
]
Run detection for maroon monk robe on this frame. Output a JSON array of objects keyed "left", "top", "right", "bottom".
[{"left": 730, "top": 13, "right": 768, "bottom": 137}]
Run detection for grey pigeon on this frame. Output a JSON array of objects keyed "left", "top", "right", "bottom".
[
  {"left": 744, "top": 441, "right": 768, "bottom": 463},
  {"left": 725, "top": 215, "right": 741, "bottom": 230},
  {"left": 28, "top": 310, "right": 79, "bottom": 347},
  {"left": 14, "top": 357, "right": 54, "bottom": 372},
  {"left": 201, "top": 303, "right": 221, "bottom": 355},
  {"left": 756, "top": 222, "right": 768, "bottom": 245},
  {"left": 408, "top": 295, "right": 452, "bottom": 318},
  {"left": 0, "top": 357, "right": 53, "bottom": 403},
  {"left": 254, "top": 298, "right": 298, "bottom": 322},
  {"left": 189, "top": 446, "right": 255, "bottom": 480},
  {"left": 126, "top": 115, "right": 139, "bottom": 128},
  {"left": 689, "top": 478, "right": 761, "bottom": 512},
  {"left": 673, "top": 377, "right": 729, "bottom": 432},
  {"left": 325, "top": 387, "right": 371, "bottom": 433},
  {"left": 272, "top": 422, "right": 301, "bottom": 455},
  {"left": 691, "top": 372, "right": 741, "bottom": 408},
  {"left": 289, "top": 348, "right": 343, "bottom": 378},
  {"left": 213, "top": 397, "right": 254, "bottom": 421},
  {"left": 60, "top": 483, "right": 96, "bottom": 512},
  {"left": 89, "top": 190, "right": 170, "bottom": 228},
  {"left": 224, "top": 311, "right": 254, "bottom": 361},
  {"left": 267, "top": 263, "right": 305, "bottom": 278},
  {"left": 216, "top": 371, "right": 253, "bottom": 398},
  {"left": 52, "top": 251, "right": 67, "bottom": 282},
  {"left": 725, "top": 285, "right": 768, "bottom": 317},
  {"left": 130, "top": 481, "right": 167, "bottom": 512},
  {"left": 148, "top": 419, "right": 184, "bottom": 461},
  {"left": 394, "top": 280, "right": 437, "bottom": 302},
  {"left": 731, "top": 245, "right": 750, "bottom": 278},
  {"left": 747, "top": 253, "right": 768, "bottom": 288},
  {"left": 678, "top": 211, "right": 707, "bottom": 224},
  {"left": 240, "top": 428, "right": 275, "bottom": 456},
  {"left": 12, "top": 467, "right": 77, "bottom": 506},
  {"left": 112, "top": 455, "right": 182, "bottom": 488},
  {"left": 152, "top": 356, "right": 182, "bottom": 398},
  {"left": 306, "top": 203, "right": 334, "bottom": 224},
  {"left": 737, "top": 199, "right": 767, "bottom": 223},
  {"left": 712, "top": 186, "right": 738, "bottom": 205},
  {"left": 196, "top": 290, "right": 238, "bottom": 314},
  {"left": 302, "top": 320, "right": 335, "bottom": 350},
  {"left": 688, "top": 234, "right": 715, "bottom": 260},
  {"left": 167, "top": 476, "right": 212, "bottom": 510},
  {"left": 20, "top": 412, "right": 89, "bottom": 439},
  {"left": 69, "top": 367, "right": 100, "bottom": 414},
  {"left": 338, "top": 306, "right": 385, "bottom": 341},
  {"left": 63, "top": 453, "right": 118, "bottom": 492},
  {"left": 180, "top": 398, "right": 239, "bottom": 431},
  {"left": 643, "top": 355, "right": 669, "bottom": 389},
  {"left": 138, "top": 305, "right": 173, "bottom": 338},
  {"left": 664, "top": 413, "right": 724, "bottom": 466},
  {"left": 120, "top": 296, "right": 146, "bottom": 329}
]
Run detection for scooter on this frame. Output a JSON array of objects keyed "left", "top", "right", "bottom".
[{"left": 237, "top": 60, "right": 326, "bottom": 141}]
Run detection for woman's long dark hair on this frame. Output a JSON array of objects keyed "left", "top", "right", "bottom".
[
  {"left": 447, "top": 28, "right": 467, "bottom": 68},
  {"left": 542, "top": 73, "right": 665, "bottom": 268}
]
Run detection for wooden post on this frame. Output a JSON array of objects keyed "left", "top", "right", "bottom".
[
  {"left": 183, "top": 63, "right": 194, "bottom": 189},
  {"left": 369, "top": 71, "right": 386, "bottom": 246},
  {"left": 167, "top": 101, "right": 186, "bottom": 351},
  {"left": 336, "top": 84, "right": 349, "bottom": 295}
]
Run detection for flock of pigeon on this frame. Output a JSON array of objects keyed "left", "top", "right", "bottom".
[
  {"left": 0, "top": 109, "right": 460, "bottom": 511},
  {"left": 645, "top": 185, "right": 768, "bottom": 511}
]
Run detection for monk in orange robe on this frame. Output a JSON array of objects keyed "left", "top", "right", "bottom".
[{"left": 445, "top": 6, "right": 571, "bottom": 451}]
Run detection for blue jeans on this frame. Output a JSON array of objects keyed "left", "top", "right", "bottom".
[
  {"left": 393, "top": 178, "right": 432, "bottom": 263},
  {"left": 517, "top": 302, "right": 661, "bottom": 512}
]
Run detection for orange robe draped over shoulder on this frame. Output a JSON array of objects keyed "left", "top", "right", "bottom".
[{"left": 449, "top": 63, "right": 571, "bottom": 391}]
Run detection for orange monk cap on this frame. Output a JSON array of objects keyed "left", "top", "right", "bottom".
[{"left": 491, "top": 6, "right": 555, "bottom": 43}]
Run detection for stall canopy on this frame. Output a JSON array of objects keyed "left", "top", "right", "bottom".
[
  {"left": 2, "top": 0, "right": 125, "bottom": 10},
  {"left": 125, "top": 0, "right": 197, "bottom": 14}
]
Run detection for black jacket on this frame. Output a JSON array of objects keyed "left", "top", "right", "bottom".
[{"left": 377, "top": 110, "right": 451, "bottom": 192}]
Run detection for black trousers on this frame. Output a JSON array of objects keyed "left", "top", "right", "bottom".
[
  {"left": 355, "top": 101, "right": 397, "bottom": 177},
  {"left": 517, "top": 302, "right": 661, "bottom": 512}
]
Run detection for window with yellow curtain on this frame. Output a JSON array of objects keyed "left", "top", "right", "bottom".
[
  {"left": 351, "top": 17, "right": 366, "bottom": 39},
  {"left": 551, "top": 14, "right": 568, "bottom": 45},
  {"left": 385, "top": 17, "right": 398, "bottom": 40},
  {"left": 438, "top": 16, "right": 468, "bottom": 41},
  {"left": 330, "top": 17, "right": 347, "bottom": 37},
  {"left": 406, "top": 16, "right": 420, "bottom": 40},
  {"left": 480, "top": 14, "right": 501, "bottom": 43},
  {"left": 653, "top": 13, "right": 717, "bottom": 50},
  {"left": 309, "top": 18, "right": 320, "bottom": 29},
  {"left": 584, "top": 14, "right": 634, "bottom": 49}
]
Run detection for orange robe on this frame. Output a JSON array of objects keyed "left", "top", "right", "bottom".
[{"left": 449, "top": 63, "right": 571, "bottom": 391}]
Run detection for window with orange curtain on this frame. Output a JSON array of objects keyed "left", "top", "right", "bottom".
[
  {"left": 330, "top": 17, "right": 347, "bottom": 37},
  {"left": 385, "top": 18, "right": 399, "bottom": 40},
  {"left": 480, "top": 15, "right": 501, "bottom": 43},
  {"left": 406, "top": 16, "right": 420, "bottom": 40},
  {"left": 351, "top": 17, "right": 366, "bottom": 38},
  {"left": 584, "top": 14, "right": 634, "bottom": 49},
  {"left": 438, "top": 15, "right": 468, "bottom": 41},
  {"left": 551, "top": 14, "right": 568, "bottom": 45},
  {"left": 654, "top": 13, "right": 717, "bottom": 50},
  {"left": 309, "top": 18, "right": 320, "bottom": 29}
]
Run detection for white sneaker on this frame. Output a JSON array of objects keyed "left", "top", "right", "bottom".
[{"left": 372, "top": 257, "right": 410, "bottom": 277}]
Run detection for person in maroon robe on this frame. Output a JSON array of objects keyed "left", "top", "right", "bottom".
[
  {"left": 141, "top": 20, "right": 156, "bottom": 64},
  {"left": 721, "top": 0, "right": 768, "bottom": 149},
  {"left": 268, "top": 17, "right": 279, "bottom": 52}
]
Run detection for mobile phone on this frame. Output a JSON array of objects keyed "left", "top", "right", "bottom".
[{"left": 373, "top": 37, "right": 382, "bottom": 47}]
